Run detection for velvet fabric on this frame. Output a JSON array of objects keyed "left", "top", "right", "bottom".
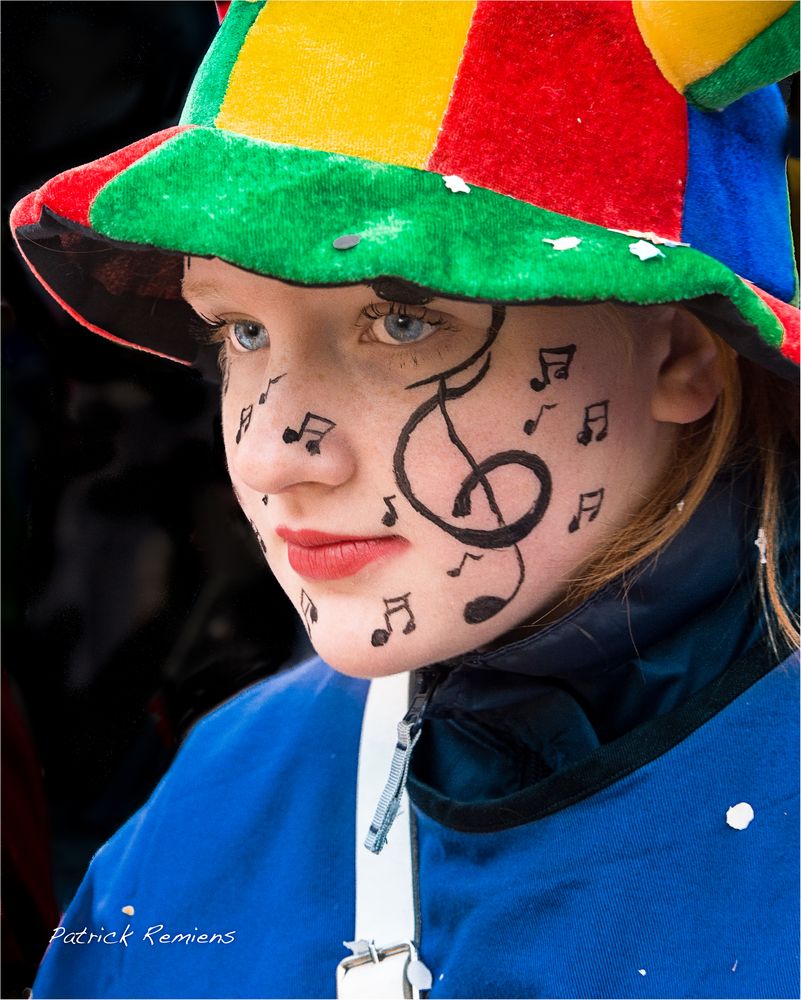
[
  {"left": 745, "top": 281, "right": 800, "bottom": 362},
  {"left": 428, "top": 0, "right": 687, "bottom": 236},
  {"left": 683, "top": 86, "right": 797, "bottom": 303},
  {"left": 686, "top": 3, "right": 800, "bottom": 111},
  {"left": 14, "top": 126, "right": 796, "bottom": 380},
  {"left": 10, "top": 127, "right": 187, "bottom": 231},
  {"left": 632, "top": 0, "right": 794, "bottom": 102},
  {"left": 181, "top": 0, "right": 264, "bottom": 127},
  {"left": 9, "top": 0, "right": 800, "bottom": 371},
  {"left": 208, "top": 1, "right": 476, "bottom": 166}
]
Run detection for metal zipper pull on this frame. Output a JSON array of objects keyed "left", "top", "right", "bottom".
[{"left": 363, "top": 669, "right": 440, "bottom": 855}]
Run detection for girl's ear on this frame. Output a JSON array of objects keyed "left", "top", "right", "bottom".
[{"left": 650, "top": 307, "right": 725, "bottom": 424}]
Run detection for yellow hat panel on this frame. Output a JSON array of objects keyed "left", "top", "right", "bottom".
[{"left": 216, "top": 0, "right": 476, "bottom": 168}]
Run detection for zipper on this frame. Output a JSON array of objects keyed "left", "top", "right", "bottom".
[{"left": 363, "top": 667, "right": 443, "bottom": 854}]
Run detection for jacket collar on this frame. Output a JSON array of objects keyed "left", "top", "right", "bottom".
[{"left": 424, "top": 469, "right": 775, "bottom": 743}]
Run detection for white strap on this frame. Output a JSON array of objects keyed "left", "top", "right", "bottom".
[
  {"left": 354, "top": 672, "right": 415, "bottom": 945},
  {"left": 337, "top": 672, "right": 432, "bottom": 998}
]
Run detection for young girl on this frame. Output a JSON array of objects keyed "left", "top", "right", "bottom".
[{"left": 13, "top": 2, "right": 799, "bottom": 998}]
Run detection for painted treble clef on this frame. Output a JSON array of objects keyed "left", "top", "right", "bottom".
[{"left": 394, "top": 305, "right": 552, "bottom": 624}]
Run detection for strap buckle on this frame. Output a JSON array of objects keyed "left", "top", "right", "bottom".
[{"left": 336, "top": 940, "right": 431, "bottom": 999}]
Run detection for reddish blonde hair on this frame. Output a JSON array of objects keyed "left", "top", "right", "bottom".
[{"left": 566, "top": 309, "right": 799, "bottom": 650}]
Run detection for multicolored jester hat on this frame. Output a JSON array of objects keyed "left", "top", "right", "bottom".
[{"left": 10, "top": 0, "right": 800, "bottom": 377}]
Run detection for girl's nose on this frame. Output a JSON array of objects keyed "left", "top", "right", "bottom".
[{"left": 225, "top": 371, "right": 357, "bottom": 495}]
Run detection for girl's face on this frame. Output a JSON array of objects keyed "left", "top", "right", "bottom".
[{"left": 183, "top": 258, "right": 678, "bottom": 677}]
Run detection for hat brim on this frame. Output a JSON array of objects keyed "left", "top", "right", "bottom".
[{"left": 12, "top": 125, "right": 799, "bottom": 378}]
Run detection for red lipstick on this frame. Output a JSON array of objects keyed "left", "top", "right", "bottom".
[{"left": 276, "top": 527, "right": 409, "bottom": 580}]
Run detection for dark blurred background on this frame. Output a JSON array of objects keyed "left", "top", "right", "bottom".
[
  {"left": 2, "top": 6, "right": 798, "bottom": 999},
  {"left": 2, "top": 5, "right": 303, "bottom": 996}
]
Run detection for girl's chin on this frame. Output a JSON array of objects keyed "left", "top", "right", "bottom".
[
  {"left": 306, "top": 636, "right": 431, "bottom": 679},
  {"left": 297, "top": 602, "right": 541, "bottom": 677},
  {"left": 325, "top": 657, "right": 417, "bottom": 680}
]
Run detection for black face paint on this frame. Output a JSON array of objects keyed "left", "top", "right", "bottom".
[
  {"left": 236, "top": 404, "right": 254, "bottom": 444},
  {"left": 370, "top": 594, "right": 416, "bottom": 647},
  {"left": 576, "top": 400, "right": 609, "bottom": 445},
  {"left": 261, "top": 495, "right": 269, "bottom": 506},
  {"left": 393, "top": 305, "right": 552, "bottom": 625},
  {"left": 300, "top": 589, "right": 318, "bottom": 636},
  {"left": 381, "top": 495, "right": 398, "bottom": 527},
  {"left": 524, "top": 402, "right": 558, "bottom": 436},
  {"left": 258, "top": 372, "right": 287, "bottom": 406},
  {"left": 446, "top": 552, "right": 483, "bottom": 578},
  {"left": 222, "top": 356, "right": 230, "bottom": 397},
  {"left": 529, "top": 345, "right": 576, "bottom": 391},
  {"left": 369, "top": 278, "right": 435, "bottom": 306},
  {"left": 283, "top": 412, "right": 336, "bottom": 455},
  {"left": 568, "top": 488, "right": 605, "bottom": 532},
  {"left": 462, "top": 547, "right": 526, "bottom": 625}
]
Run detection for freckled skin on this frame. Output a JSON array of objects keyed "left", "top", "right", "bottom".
[
  {"left": 390, "top": 305, "right": 551, "bottom": 625},
  {"left": 181, "top": 258, "right": 678, "bottom": 678}
]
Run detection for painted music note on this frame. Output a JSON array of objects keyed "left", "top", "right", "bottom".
[
  {"left": 524, "top": 403, "right": 558, "bottom": 436},
  {"left": 370, "top": 594, "right": 416, "bottom": 647},
  {"left": 258, "top": 372, "right": 287, "bottom": 406},
  {"left": 568, "top": 488, "right": 605, "bottom": 532},
  {"left": 222, "top": 357, "right": 230, "bottom": 396},
  {"left": 235, "top": 404, "right": 253, "bottom": 444},
  {"left": 394, "top": 306, "right": 552, "bottom": 626},
  {"left": 300, "top": 589, "right": 318, "bottom": 636},
  {"left": 576, "top": 400, "right": 609, "bottom": 445},
  {"left": 282, "top": 412, "right": 336, "bottom": 455},
  {"left": 529, "top": 345, "right": 576, "bottom": 392},
  {"left": 381, "top": 495, "right": 398, "bottom": 527},
  {"left": 446, "top": 552, "right": 484, "bottom": 577}
]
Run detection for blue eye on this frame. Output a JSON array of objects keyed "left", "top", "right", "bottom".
[
  {"left": 360, "top": 301, "right": 448, "bottom": 346},
  {"left": 231, "top": 321, "right": 268, "bottom": 352},
  {"left": 383, "top": 313, "right": 430, "bottom": 343}
]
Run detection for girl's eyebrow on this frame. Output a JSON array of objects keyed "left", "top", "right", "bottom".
[
  {"left": 369, "top": 278, "right": 435, "bottom": 305},
  {"left": 183, "top": 275, "right": 440, "bottom": 310}
]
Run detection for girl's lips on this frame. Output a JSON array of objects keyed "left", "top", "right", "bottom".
[{"left": 276, "top": 527, "right": 409, "bottom": 580}]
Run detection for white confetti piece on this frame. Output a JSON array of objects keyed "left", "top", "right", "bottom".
[
  {"left": 121, "top": 905, "right": 135, "bottom": 916},
  {"left": 443, "top": 174, "right": 470, "bottom": 194},
  {"left": 343, "top": 938, "right": 371, "bottom": 956},
  {"left": 629, "top": 239, "right": 664, "bottom": 261},
  {"left": 543, "top": 236, "right": 582, "bottom": 251},
  {"left": 755, "top": 527, "right": 767, "bottom": 565},
  {"left": 577, "top": 117, "right": 582, "bottom": 123},
  {"left": 726, "top": 802, "right": 755, "bottom": 830},
  {"left": 676, "top": 499, "right": 685, "bottom": 512},
  {"left": 406, "top": 960, "right": 433, "bottom": 990},
  {"left": 638, "top": 969, "right": 647, "bottom": 976},
  {"left": 438, "top": 973, "right": 445, "bottom": 981},
  {"left": 622, "top": 228, "right": 688, "bottom": 247},
  {"left": 732, "top": 959, "right": 738, "bottom": 972}
]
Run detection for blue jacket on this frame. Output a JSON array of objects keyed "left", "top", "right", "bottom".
[
  {"left": 34, "top": 476, "right": 800, "bottom": 999},
  {"left": 32, "top": 647, "right": 799, "bottom": 999}
]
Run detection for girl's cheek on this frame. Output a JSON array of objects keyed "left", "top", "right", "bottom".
[{"left": 220, "top": 359, "right": 271, "bottom": 445}]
